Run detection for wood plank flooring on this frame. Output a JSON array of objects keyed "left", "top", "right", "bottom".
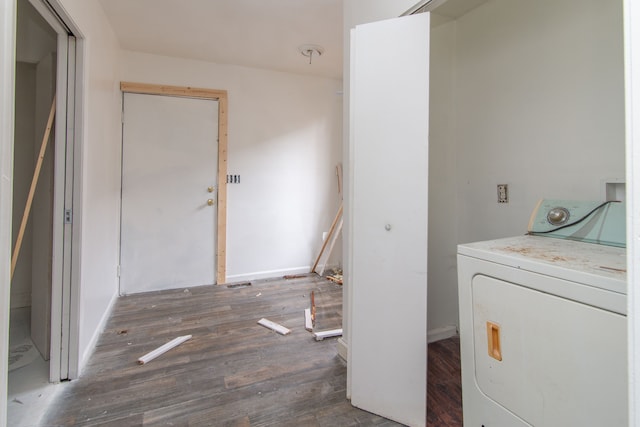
[
  {"left": 427, "top": 337, "right": 462, "bottom": 426},
  {"left": 42, "top": 275, "right": 462, "bottom": 426}
]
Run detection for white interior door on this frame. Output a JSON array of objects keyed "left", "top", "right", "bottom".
[
  {"left": 349, "top": 12, "right": 430, "bottom": 427},
  {"left": 120, "top": 93, "right": 219, "bottom": 294}
]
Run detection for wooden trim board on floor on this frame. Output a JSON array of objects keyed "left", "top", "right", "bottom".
[
  {"left": 258, "top": 318, "right": 291, "bottom": 335},
  {"left": 304, "top": 308, "right": 313, "bottom": 331},
  {"left": 313, "top": 329, "right": 342, "bottom": 341},
  {"left": 120, "top": 82, "right": 228, "bottom": 284}
]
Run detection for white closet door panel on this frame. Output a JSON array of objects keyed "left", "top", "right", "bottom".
[
  {"left": 120, "top": 93, "right": 218, "bottom": 294},
  {"left": 349, "top": 12, "right": 430, "bottom": 427}
]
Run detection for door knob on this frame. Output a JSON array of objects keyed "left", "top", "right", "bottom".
[
  {"left": 208, "top": 186, "right": 215, "bottom": 193},
  {"left": 207, "top": 199, "right": 215, "bottom": 206}
]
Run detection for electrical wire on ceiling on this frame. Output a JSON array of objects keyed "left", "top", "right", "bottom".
[{"left": 298, "top": 44, "right": 324, "bottom": 64}]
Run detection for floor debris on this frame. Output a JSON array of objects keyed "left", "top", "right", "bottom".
[
  {"left": 313, "top": 329, "right": 343, "bottom": 341},
  {"left": 137, "top": 335, "right": 192, "bottom": 365},
  {"left": 310, "top": 291, "right": 316, "bottom": 327},
  {"left": 257, "top": 318, "right": 291, "bottom": 335},
  {"left": 227, "top": 282, "right": 252, "bottom": 288},
  {"left": 326, "top": 273, "right": 343, "bottom": 285},
  {"left": 304, "top": 308, "right": 313, "bottom": 332}
]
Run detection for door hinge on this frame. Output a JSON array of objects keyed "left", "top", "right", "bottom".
[{"left": 64, "top": 209, "right": 73, "bottom": 224}]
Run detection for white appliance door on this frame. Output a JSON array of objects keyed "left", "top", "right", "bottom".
[
  {"left": 349, "top": 12, "right": 430, "bottom": 427},
  {"left": 472, "top": 274, "right": 627, "bottom": 426},
  {"left": 120, "top": 93, "right": 219, "bottom": 294}
]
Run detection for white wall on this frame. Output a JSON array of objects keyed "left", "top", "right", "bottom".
[
  {"left": 428, "top": 20, "right": 458, "bottom": 337},
  {"left": 56, "top": 0, "right": 122, "bottom": 372},
  {"left": 455, "top": 0, "right": 624, "bottom": 244},
  {"left": 425, "top": 0, "right": 625, "bottom": 333},
  {"left": 120, "top": 51, "right": 343, "bottom": 282},
  {"left": 11, "top": 62, "right": 35, "bottom": 309}
]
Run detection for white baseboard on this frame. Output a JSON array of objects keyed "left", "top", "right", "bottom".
[
  {"left": 335, "top": 325, "right": 458, "bottom": 362},
  {"left": 78, "top": 291, "right": 118, "bottom": 375},
  {"left": 337, "top": 337, "right": 348, "bottom": 362},
  {"left": 427, "top": 325, "right": 458, "bottom": 343},
  {"left": 224, "top": 264, "right": 342, "bottom": 284},
  {"left": 225, "top": 266, "right": 310, "bottom": 283}
]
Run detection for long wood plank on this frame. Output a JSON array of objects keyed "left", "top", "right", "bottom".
[{"left": 10, "top": 95, "right": 55, "bottom": 278}]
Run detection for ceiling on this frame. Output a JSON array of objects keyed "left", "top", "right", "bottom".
[
  {"left": 98, "top": 0, "right": 344, "bottom": 79},
  {"left": 97, "top": 0, "right": 489, "bottom": 80}
]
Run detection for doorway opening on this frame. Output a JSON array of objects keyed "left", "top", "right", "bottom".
[
  {"left": 10, "top": 0, "right": 57, "bottom": 379},
  {"left": 8, "top": 0, "right": 83, "bottom": 422}
]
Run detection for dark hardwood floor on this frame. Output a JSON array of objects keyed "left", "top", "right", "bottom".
[
  {"left": 427, "top": 337, "right": 462, "bottom": 426},
  {"left": 41, "top": 275, "right": 462, "bottom": 426}
]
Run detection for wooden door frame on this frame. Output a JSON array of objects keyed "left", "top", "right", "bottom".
[{"left": 120, "top": 82, "right": 228, "bottom": 285}]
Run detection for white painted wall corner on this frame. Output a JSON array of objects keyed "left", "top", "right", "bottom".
[
  {"left": 427, "top": 325, "right": 458, "bottom": 344},
  {"left": 78, "top": 291, "right": 118, "bottom": 375}
]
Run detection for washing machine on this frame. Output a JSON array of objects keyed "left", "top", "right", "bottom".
[{"left": 457, "top": 201, "right": 628, "bottom": 426}]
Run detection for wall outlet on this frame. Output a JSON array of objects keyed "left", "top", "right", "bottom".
[{"left": 497, "top": 184, "right": 508, "bottom": 203}]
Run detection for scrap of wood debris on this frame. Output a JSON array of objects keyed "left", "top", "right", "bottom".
[
  {"left": 227, "top": 281, "right": 252, "bottom": 288},
  {"left": 137, "top": 335, "right": 192, "bottom": 365},
  {"left": 313, "top": 329, "right": 343, "bottom": 341},
  {"left": 304, "top": 308, "right": 313, "bottom": 332},
  {"left": 326, "top": 273, "right": 343, "bottom": 284},
  {"left": 310, "top": 291, "right": 316, "bottom": 327},
  {"left": 257, "top": 318, "right": 291, "bottom": 335},
  {"left": 599, "top": 265, "right": 626, "bottom": 273}
]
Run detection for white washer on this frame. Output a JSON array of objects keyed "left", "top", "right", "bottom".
[{"left": 457, "top": 235, "right": 627, "bottom": 427}]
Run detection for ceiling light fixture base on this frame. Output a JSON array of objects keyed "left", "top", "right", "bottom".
[{"left": 298, "top": 44, "right": 325, "bottom": 64}]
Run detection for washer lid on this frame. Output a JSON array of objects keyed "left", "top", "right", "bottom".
[{"left": 458, "top": 235, "right": 626, "bottom": 295}]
